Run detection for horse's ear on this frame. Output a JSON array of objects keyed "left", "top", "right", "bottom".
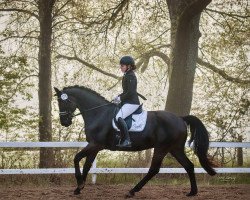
[{"left": 54, "top": 87, "right": 61, "bottom": 96}]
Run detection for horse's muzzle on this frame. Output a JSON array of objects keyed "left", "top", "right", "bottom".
[
  {"left": 61, "top": 119, "right": 72, "bottom": 127},
  {"left": 62, "top": 122, "right": 71, "bottom": 127}
]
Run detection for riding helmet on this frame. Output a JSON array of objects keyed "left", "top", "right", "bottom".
[{"left": 120, "top": 56, "right": 135, "bottom": 66}]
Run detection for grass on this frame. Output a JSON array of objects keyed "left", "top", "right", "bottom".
[
  {"left": 94, "top": 173, "right": 250, "bottom": 185},
  {"left": 0, "top": 173, "right": 249, "bottom": 188},
  {"left": 1, "top": 150, "right": 249, "bottom": 187}
]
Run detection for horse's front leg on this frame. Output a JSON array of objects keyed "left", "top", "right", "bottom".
[{"left": 73, "top": 144, "right": 101, "bottom": 195}]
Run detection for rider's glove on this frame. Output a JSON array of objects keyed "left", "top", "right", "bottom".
[{"left": 113, "top": 96, "right": 121, "bottom": 104}]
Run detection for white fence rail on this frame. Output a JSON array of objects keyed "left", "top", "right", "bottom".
[
  {"left": 0, "top": 141, "right": 250, "bottom": 183},
  {"left": 0, "top": 142, "right": 88, "bottom": 148},
  {"left": 0, "top": 141, "right": 249, "bottom": 148}
]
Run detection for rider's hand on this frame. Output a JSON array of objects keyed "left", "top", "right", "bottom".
[{"left": 113, "top": 96, "right": 121, "bottom": 104}]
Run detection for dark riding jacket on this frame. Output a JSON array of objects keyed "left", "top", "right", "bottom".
[{"left": 119, "top": 70, "right": 140, "bottom": 106}]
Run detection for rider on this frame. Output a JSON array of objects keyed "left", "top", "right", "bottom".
[{"left": 114, "top": 56, "right": 140, "bottom": 148}]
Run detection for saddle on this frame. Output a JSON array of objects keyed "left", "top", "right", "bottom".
[{"left": 112, "top": 105, "right": 147, "bottom": 132}]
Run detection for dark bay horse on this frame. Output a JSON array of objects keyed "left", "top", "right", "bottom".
[{"left": 54, "top": 86, "right": 216, "bottom": 198}]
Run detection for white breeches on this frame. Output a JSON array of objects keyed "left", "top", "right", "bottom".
[{"left": 115, "top": 104, "right": 140, "bottom": 121}]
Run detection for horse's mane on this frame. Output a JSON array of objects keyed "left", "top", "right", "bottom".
[{"left": 63, "top": 85, "right": 109, "bottom": 102}]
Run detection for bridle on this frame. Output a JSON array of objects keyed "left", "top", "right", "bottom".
[
  {"left": 58, "top": 97, "right": 75, "bottom": 118},
  {"left": 72, "top": 103, "right": 113, "bottom": 117},
  {"left": 58, "top": 94, "right": 113, "bottom": 118}
]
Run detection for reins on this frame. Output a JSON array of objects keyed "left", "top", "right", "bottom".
[{"left": 72, "top": 102, "right": 113, "bottom": 117}]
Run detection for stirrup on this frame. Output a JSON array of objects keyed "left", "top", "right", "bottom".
[{"left": 116, "top": 140, "right": 132, "bottom": 148}]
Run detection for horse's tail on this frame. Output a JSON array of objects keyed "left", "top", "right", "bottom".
[{"left": 182, "top": 115, "right": 216, "bottom": 176}]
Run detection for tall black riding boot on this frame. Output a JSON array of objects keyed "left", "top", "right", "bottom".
[{"left": 116, "top": 117, "right": 132, "bottom": 148}]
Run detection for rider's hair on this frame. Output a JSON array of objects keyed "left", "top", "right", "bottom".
[{"left": 130, "top": 64, "right": 136, "bottom": 70}]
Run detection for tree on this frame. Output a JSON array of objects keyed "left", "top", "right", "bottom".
[
  {"left": 0, "top": 0, "right": 56, "bottom": 167},
  {"left": 49, "top": 0, "right": 250, "bottom": 141},
  {"left": 164, "top": 0, "right": 211, "bottom": 116},
  {"left": 56, "top": 0, "right": 213, "bottom": 116},
  {"left": 194, "top": 0, "right": 250, "bottom": 166},
  {"left": 37, "top": 0, "right": 56, "bottom": 168}
]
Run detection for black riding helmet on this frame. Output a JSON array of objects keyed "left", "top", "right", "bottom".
[{"left": 120, "top": 56, "right": 135, "bottom": 66}]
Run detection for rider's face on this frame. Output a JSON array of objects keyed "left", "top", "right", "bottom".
[{"left": 120, "top": 64, "right": 129, "bottom": 73}]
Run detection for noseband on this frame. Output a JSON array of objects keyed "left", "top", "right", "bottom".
[{"left": 59, "top": 111, "right": 73, "bottom": 117}]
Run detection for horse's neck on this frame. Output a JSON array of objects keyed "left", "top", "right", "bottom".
[
  {"left": 78, "top": 95, "right": 105, "bottom": 110},
  {"left": 71, "top": 88, "right": 112, "bottom": 122},
  {"left": 75, "top": 91, "right": 115, "bottom": 141},
  {"left": 69, "top": 88, "right": 106, "bottom": 109},
  {"left": 68, "top": 88, "right": 116, "bottom": 144}
]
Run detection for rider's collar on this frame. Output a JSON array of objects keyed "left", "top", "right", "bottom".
[{"left": 124, "top": 69, "right": 132, "bottom": 75}]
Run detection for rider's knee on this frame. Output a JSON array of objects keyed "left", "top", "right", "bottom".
[{"left": 115, "top": 115, "right": 121, "bottom": 121}]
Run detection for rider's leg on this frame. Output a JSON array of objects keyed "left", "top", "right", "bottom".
[
  {"left": 115, "top": 104, "right": 140, "bottom": 121},
  {"left": 115, "top": 104, "right": 140, "bottom": 148},
  {"left": 116, "top": 117, "right": 131, "bottom": 147}
]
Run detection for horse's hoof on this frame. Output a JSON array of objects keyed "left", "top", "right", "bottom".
[
  {"left": 186, "top": 191, "right": 197, "bottom": 197},
  {"left": 125, "top": 191, "right": 135, "bottom": 198},
  {"left": 74, "top": 182, "right": 85, "bottom": 195},
  {"left": 74, "top": 187, "right": 81, "bottom": 195}
]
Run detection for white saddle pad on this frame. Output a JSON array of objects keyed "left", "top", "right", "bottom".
[{"left": 112, "top": 111, "right": 147, "bottom": 132}]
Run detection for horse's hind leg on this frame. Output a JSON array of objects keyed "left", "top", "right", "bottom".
[
  {"left": 171, "top": 148, "right": 197, "bottom": 196},
  {"left": 126, "top": 147, "right": 168, "bottom": 198}
]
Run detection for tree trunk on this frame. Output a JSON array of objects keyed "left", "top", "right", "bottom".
[
  {"left": 165, "top": 0, "right": 211, "bottom": 116},
  {"left": 237, "top": 135, "right": 243, "bottom": 166},
  {"left": 221, "top": 147, "right": 224, "bottom": 166},
  {"left": 145, "top": 149, "right": 152, "bottom": 167},
  {"left": 38, "top": 0, "right": 55, "bottom": 168}
]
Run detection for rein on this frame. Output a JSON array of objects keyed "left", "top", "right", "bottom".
[{"left": 71, "top": 102, "right": 113, "bottom": 117}]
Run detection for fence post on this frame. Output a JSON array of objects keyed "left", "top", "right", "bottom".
[{"left": 92, "top": 158, "right": 97, "bottom": 184}]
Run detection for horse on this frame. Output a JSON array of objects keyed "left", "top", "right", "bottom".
[{"left": 54, "top": 85, "right": 216, "bottom": 198}]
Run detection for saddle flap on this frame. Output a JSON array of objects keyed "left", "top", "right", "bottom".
[{"left": 112, "top": 110, "right": 147, "bottom": 132}]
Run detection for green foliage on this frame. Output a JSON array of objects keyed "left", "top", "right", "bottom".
[
  {"left": 0, "top": 48, "right": 36, "bottom": 135},
  {"left": 194, "top": 1, "right": 249, "bottom": 145}
]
